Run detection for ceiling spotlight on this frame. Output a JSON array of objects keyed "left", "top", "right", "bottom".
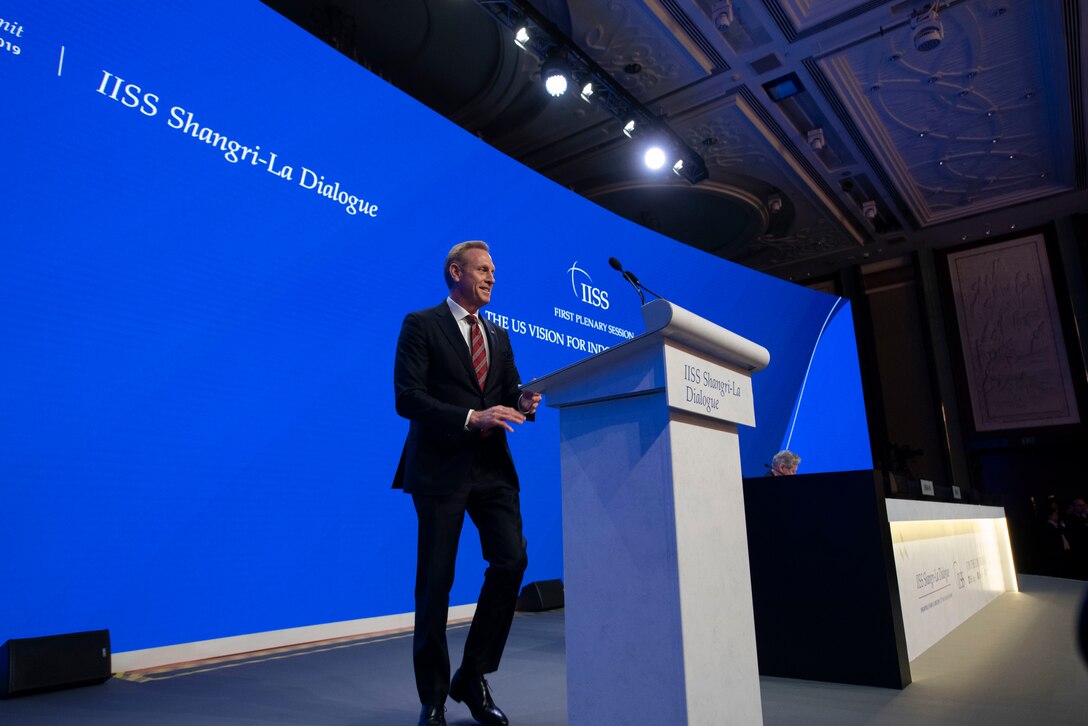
[
  {"left": 514, "top": 26, "right": 531, "bottom": 50},
  {"left": 911, "top": 4, "right": 943, "bottom": 52},
  {"left": 544, "top": 73, "right": 568, "bottom": 97},
  {"left": 768, "top": 194, "right": 783, "bottom": 214},
  {"left": 541, "top": 54, "right": 570, "bottom": 97},
  {"left": 862, "top": 200, "right": 878, "bottom": 220},
  {"left": 644, "top": 146, "right": 667, "bottom": 170},
  {"left": 580, "top": 81, "right": 594, "bottom": 103},
  {"left": 807, "top": 128, "right": 826, "bottom": 152},
  {"left": 623, "top": 120, "right": 636, "bottom": 138},
  {"left": 672, "top": 159, "right": 685, "bottom": 175}
]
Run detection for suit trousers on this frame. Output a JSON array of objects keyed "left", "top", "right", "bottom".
[{"left": 411, "top": 471, "right": 528, "bottom": 706}]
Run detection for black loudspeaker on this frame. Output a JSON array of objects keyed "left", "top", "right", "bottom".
[
  {"left": 1, "top": 630, "right": 112, "bottom": 698},
  {"left": 516, "top": 579, "right": 564, "bottom": 612}
]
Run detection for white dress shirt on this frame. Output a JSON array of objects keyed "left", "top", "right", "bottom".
[{"left": 446, "top": 297, "right": 490, "bottom": 362}]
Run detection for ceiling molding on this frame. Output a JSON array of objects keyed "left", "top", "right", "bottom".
[{"left": 641, "top": 0, "right": 730, "bottom": 72}]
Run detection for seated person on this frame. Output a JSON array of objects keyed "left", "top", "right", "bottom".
[{"left": 765, "top": 449, "right": 800, "bottom": 477}]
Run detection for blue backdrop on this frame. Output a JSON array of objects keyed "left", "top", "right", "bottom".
[{"left": 0, "top": 0, "right": 871, "bottom": 653}]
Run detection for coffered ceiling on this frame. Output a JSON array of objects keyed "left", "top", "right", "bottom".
[{"left": 262, "top": 0, "right": 1087, "bottom": 280}]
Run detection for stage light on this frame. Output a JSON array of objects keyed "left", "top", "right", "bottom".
[
  {"left": 644, "top": 146, "right": 667, "bottom": 170},
  {"left": 471, "top": 0, "right": 710, "bottom": 186},
  {"left": 767, "top": 194, "right": 782, "bottom": 214},
  {"left": 807, "top": 128, "right": 825, "bottom": 152},
  {"left": 862, "top": 200, "right": 878, "bottom": 219},
  {"left": 542, "top": 54, "right": 570, "bottom": 97},
  {"left": 544, "top": 74, "right": 567, "bottom": 97},
  {"left": 514, "top": 26, "right": 530, "bottom": 50},
  {"left": 675, "top": 155, "right": 709, "bottom": 183}
]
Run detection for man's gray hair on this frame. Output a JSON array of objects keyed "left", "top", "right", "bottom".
[
  {"left": 771, "top": 450, "right": 801, "bottom": 470},
  {"left": 444, "top": 240, "right": 490, "bottom": 289}
]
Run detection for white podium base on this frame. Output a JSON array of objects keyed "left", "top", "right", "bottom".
[{"left": 559, "top": 392, "right": 763, "bottom": 726}]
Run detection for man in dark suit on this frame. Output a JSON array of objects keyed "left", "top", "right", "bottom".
[{"left": 393, "top": 240, "right": 541, "bottom": 726}]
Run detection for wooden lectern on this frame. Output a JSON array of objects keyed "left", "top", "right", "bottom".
[{"left": 525, "top": 299, "right": 770, "bottom": 726}]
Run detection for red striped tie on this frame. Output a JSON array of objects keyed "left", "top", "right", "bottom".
[{"left": 467, "top": 315, "right": 488, "bottom": 391}]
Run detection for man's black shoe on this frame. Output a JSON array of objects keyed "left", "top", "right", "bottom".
[
  {"left": 449, "top": 669, "right": 509, "bottom": 726},
  {"left": 418, "top": 704, "right": 446, "bottom": 726}
]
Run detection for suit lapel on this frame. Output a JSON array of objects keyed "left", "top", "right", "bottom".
[
  {"left": 481, "top": 318, "right": 501, "bottom": 393},
  {"left": 434, "top": 302, "right": 480, "bottom": 385}
]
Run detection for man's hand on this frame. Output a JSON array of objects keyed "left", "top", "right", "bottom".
[
  {"left": 518, "top": 390, "right": 542, "bottom": 416},
  {"left": 469, "top": 406, "right": 527, "bottom": 433}
]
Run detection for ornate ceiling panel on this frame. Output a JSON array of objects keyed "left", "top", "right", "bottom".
[
  {"left": 817, "top": 0, "right": 1075, "bottom": 226},
  {"left": 769, "top": 0, "right": 886, "bottom": 36},
  {"left": 569, "top": 1, "right": 713, "bottom": 95}
]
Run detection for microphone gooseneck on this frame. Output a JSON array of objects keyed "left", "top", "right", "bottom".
[
  {"left": 609, "top": 256, "right": 645, "bottom": 306},
  {"left": 608, "top": 256, "right": 666, "bottom": 305}
]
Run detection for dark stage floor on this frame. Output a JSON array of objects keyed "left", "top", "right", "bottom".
[{"left": 3, "top": 575, "right": 1086, "bottom": 725}]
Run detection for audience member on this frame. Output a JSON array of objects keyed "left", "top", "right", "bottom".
[
  {"left": 1037, "top": 507, "right": 1073, "bottom": 578},
  {"left": 765, "top": 450, "right": 800, "bottom": 477},
  {"left": 1064, "top": 497, "right": 1088, "bottom": 579}
]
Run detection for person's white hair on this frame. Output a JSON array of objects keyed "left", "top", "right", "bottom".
[{"left": 771, "top": 450, "right": 800, "bottom": 471}]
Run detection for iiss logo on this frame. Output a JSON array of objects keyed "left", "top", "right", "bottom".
[{"left": 567, "top": 261, "right": 610, "bottom": 310}]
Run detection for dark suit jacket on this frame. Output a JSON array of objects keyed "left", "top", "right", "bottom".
[{"left": 392, "top": 301, "right": 526, "bottom": 495}]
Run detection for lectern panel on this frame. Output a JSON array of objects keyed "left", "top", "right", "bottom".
[{"left": 663, "top": 343, "right": 755, "bottom": 426}]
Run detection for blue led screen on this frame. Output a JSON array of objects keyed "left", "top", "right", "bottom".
[{"left": 0, "top": 1, "right": 871, "bottom": 652}]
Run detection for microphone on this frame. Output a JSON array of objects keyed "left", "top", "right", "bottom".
[
  {"left": 608, "top": 257, "right": 664, "bottom": 305},
  {"left": 608, "top": 256, "right": 637, "bottom": 283},
  {"left": 609, "top": 257, "right": 644, "bottom": 305}
]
